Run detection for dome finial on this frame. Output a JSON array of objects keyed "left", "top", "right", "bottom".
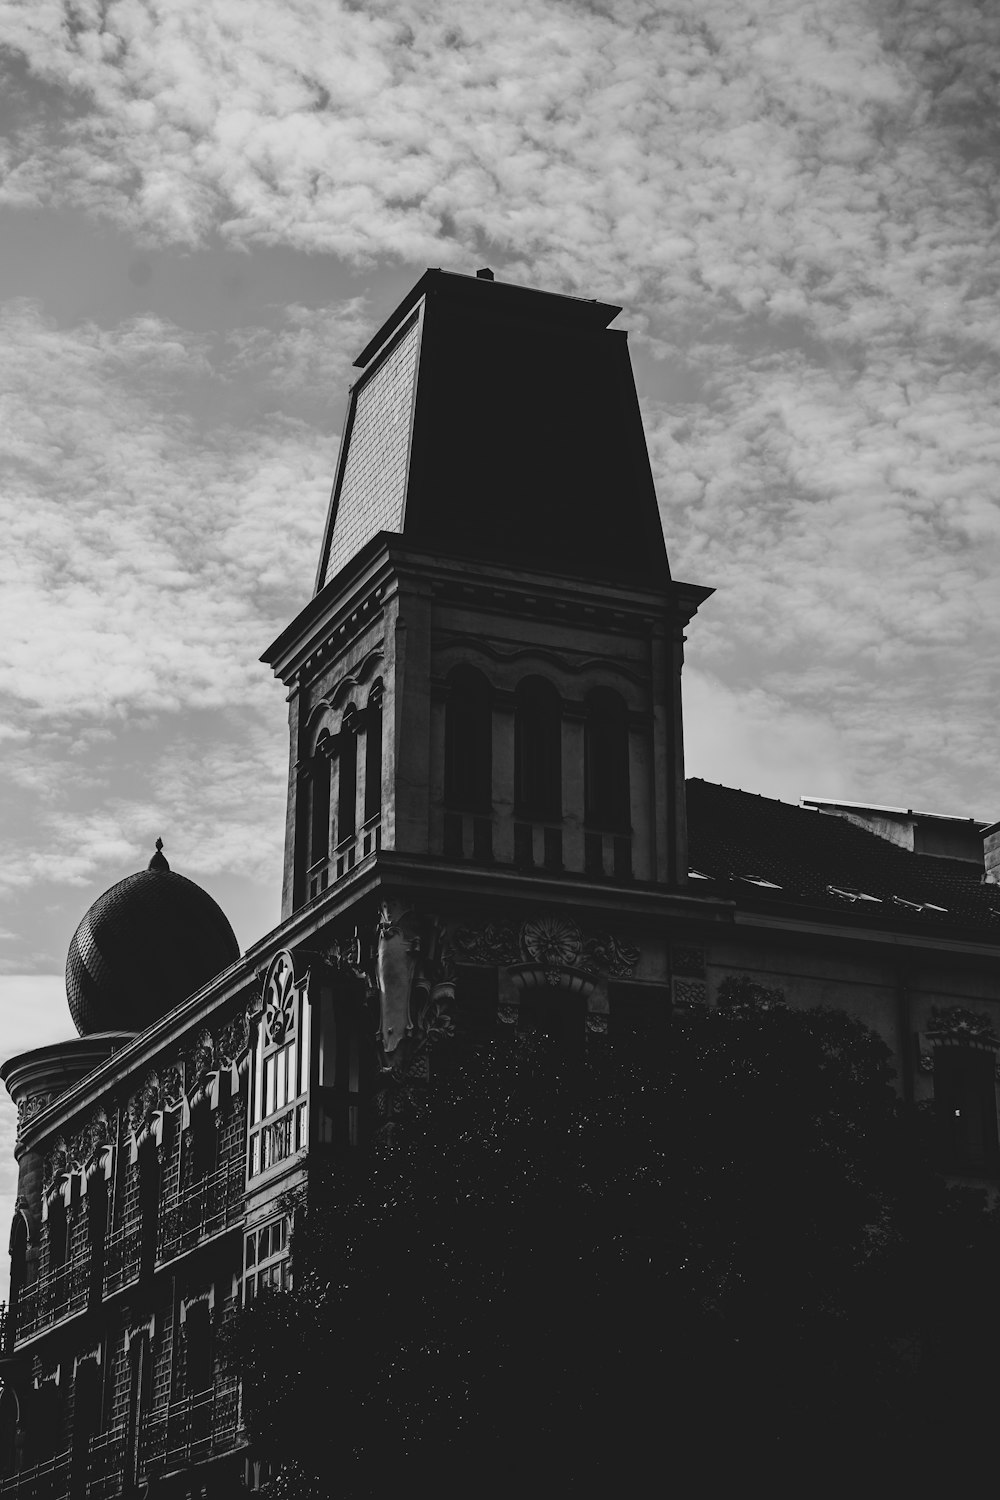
[{"left": 148, "top": 837, "right": 170, "bottom": 872}]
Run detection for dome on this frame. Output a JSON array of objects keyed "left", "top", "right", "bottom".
[{"left": 65, "top": 841, "right": 241, "bottom": 1036}]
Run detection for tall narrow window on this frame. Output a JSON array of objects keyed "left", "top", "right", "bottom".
[
  {"left": 445, "top": 667, "right": 493, "bottom": 812},
  {"left": 584, "top": 689, "right": 630, "bottom": 831},
  {"left": 310, "top": 732, "right": 332, "bottom": 865},
  {"left": 338, "top": 707, "right": 358, "bottom": 844},
  {"left": 364, "top": 682, "right": 384, "bottom": 826},
  {"left": 87, "top": 1177, "right": 108, "bottom": 1310},
  {"left": 71, "top": 1357, "right": 103, "bottom": 1500},
  {"left": 514, "top": 676, "right": 561, "bottom": 821},
  {"left": 124, "top": 1332, "right": 150, "bottom": 1491},
  {"left": 935, "top": 1046, "right": 1000, "bottom": 1172},
  {"left": 190, "top": 1101, "right": 216, "bottom": 1184},
  {"left": 9, "top": 1211, "right": 27, "bottom": 1346},
  {"left": 184, "top": 1301, "right": 213, "bottom": 1395},
  {"left": 138, "top": 1145, "right": 160, "bottom": 1283}
]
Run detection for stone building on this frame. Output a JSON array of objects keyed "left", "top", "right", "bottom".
[{"left": 2, "top": 268, "right": 1000, "bottom": 1497}]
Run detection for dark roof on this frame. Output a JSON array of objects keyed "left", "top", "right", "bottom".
[
  {"left": 314, "top": 267, "right": 672, "bottom": 595},
  {"left": 65, "top": 861, "right": 240, "bottom": 1037},
  {"left": 353, "top": 268, "right": 622, "bottom": 368},
  {"left": 686, "top": 779, "right": 1000, "bottom": 939}
]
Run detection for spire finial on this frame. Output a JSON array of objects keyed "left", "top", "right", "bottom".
[{"left": 148, "top": 837, "right": 170, "bottom": 872}]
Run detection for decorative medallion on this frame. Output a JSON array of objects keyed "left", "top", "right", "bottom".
[{"left": 522, "top": 916, "right": 583, "bottom": 970}]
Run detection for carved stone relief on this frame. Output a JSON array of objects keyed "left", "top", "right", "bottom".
[
  {"left": 16, "top": 1092, "right": 54, "bottom": 1142},
  {"left": 453, "top": 916, "right": 640, "bottom": 981}
]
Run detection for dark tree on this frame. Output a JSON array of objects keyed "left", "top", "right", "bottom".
[{"left": 231, "top": 986, "right": 1000, "bottom": 1495}]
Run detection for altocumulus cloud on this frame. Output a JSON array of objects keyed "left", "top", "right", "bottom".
[{"left": 0, "top": 0, "right": 998, "bottom": 922}]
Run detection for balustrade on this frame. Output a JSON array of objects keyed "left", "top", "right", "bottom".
[
  {"left": 0, "top": 1447, "right": 70, "bottom": 1499},
  {"left": 11, "top": 1257, "right": 89, "bottom": 1341},
  {"left": 158, "top": 1159, "right": 245, "bottom": 1263}
]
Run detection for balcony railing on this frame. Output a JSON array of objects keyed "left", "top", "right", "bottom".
[
  {"left": 102, "top": 1221, "right": 141, "bottom": 1296},
  {"left": 140, "top": 1378, "right": 241, "bottom": 1474},
  {"left": 0, "top": 1383, "right": 241, "bottom": 1500},
  {"left": 0, "top": 1447, "right": 70, "bottom": 1499},
  {"left": 11, "top": 1258, "right": 89, "bottom": 1341},
  {"left": 158, "top": 1161, "right": 245, "bottom": 1263}
]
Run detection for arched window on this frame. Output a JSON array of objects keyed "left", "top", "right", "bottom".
[
  {"left": 338, "top": 705, "right": 358, "bottom": 845},
  {"left": 8, "top": 1211, "right": 27, "bottom": 1348},
  {"left": 309, "top": 731, "right": 332, "bottom": 866},
  {"left": 584, "top": 689, "right": 630, "bottom": 832},
  {"left": 445, "top": 667, "right": 493, "bottom": 812},
  {"left": 514, "top": 677, "right": 561, "bottom": 821},
  {"left": 364, "top": 681, "right": 384, "bottom": 827}
]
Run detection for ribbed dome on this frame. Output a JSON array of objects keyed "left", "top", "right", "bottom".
[{"left": 65, "top": 843, "right": 240, "bottom": 1036}]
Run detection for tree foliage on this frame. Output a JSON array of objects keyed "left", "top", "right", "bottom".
[{"left": 231, "top": 989, "right": 1000, "bottom": 1494}]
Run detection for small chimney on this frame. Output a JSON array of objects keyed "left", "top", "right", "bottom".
[
  {"left": 476, "top": 267, "right": 495, "bottom": 281},
  {"left": 984, "top": 820, "right": 1000, "bottom": 884}
]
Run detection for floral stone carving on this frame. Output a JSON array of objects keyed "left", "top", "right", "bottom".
[{"left": 453, "top": 916, "right": 640, "bottom": 980}]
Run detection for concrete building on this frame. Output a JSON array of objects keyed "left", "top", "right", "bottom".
[{"left": 2, "top": 268, "right": 1000, "bottom": 1497}]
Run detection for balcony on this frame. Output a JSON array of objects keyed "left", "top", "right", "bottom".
[
  {"left": 0, "top": 1448, "right": 70, "bottom": 1499},
  {"left": 102, "top": 1221, "right": 141, "bottom": 1297},
  {"left": 11, "top": 1259, "right": 89, "bottom": 1342},
  {"left": 0, "top": 1381, "right": 241, "bottom": 1500},
  {"left": 157, "top": 1160, "right": 245, "bottom": 1264},
  {"left": 140, "top": 1377, "right": 242, "bottom": 1475}
]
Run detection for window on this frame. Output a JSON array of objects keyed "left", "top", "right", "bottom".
[
  {"left": 515, "top": 676, "right": 561, "bottom": 821},
  {"left": 309, "top": 732, "right": 332, "bottom": 865},
  {"left": 935, "top": 1046, "right": 1000, "bottom": 1172},
  {"left": 87, "top": 1177, "right": 109, "bottom": 1310},
  {"left": 71, "top": 1357, "right": 103, "bottom": 1499},
  {"left": 47, "top": 1194, "right": 68, "bottom": 1278},
  {"left": 248, "top": 953, "right": 310, "bottom": 1181},
  {"left": 138, "top": 1144, "right": 160, "bottom": 1282},
  {"left": 445, "top": 667, "right": 493, "bottom": 812},
  {"left": 183, "top": 1300, "right": 213, "bottom": 1396},
  {"left": 584, "top": 689, "right": 630, "bottom": 832},
  {"left": 189, "top": 1101, "right": 217, "bottom": 1183},
  {"left": 243, "top": 1217, "right": 291, "bottom": 1302},
  {"left": 364, "top": 681, "right": 384, "bottom": 826},
  {"left": 124, "top": 1331, "right": 151, "bottom": 1491},
  {"left": 9, "top": 1211, "right": 27, "bottom": 1343},
  {"left": 338, "top": 706, "right": 358, "bottom": 843}
]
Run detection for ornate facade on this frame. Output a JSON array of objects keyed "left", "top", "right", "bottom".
[{"left": 2, "top": 268, "right": 1000, "bottom": 1496}]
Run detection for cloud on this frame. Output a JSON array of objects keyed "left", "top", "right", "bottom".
[
  {"left": 0, "top": 298, "right": 336, "bottom": 720},
  {"left": 1, "top": 1, "right": 996, "bottom": 348}
]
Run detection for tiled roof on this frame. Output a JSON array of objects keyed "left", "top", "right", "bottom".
[{"left": 686, "top": 779, "right": 1000, "bottom": 939}]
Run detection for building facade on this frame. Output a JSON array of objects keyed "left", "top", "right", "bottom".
[{"left": 2, "top": 269, "right": 1000, "bottom": 1497}]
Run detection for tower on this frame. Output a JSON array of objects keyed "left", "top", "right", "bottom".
[{"left": 262, "top": 267, "right": 712, "bottom": 1067}]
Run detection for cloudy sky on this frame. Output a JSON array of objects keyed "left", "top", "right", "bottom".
[{"left": 2, "top": 0, "right": 999, "bottom": 1291}]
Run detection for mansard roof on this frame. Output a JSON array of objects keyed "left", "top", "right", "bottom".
[
  {"left": 686, "top": 778, "right": 1000, "bottom": 940},
  {"left": 314, "top": 268, "right": 671, "bottom": 596}
]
